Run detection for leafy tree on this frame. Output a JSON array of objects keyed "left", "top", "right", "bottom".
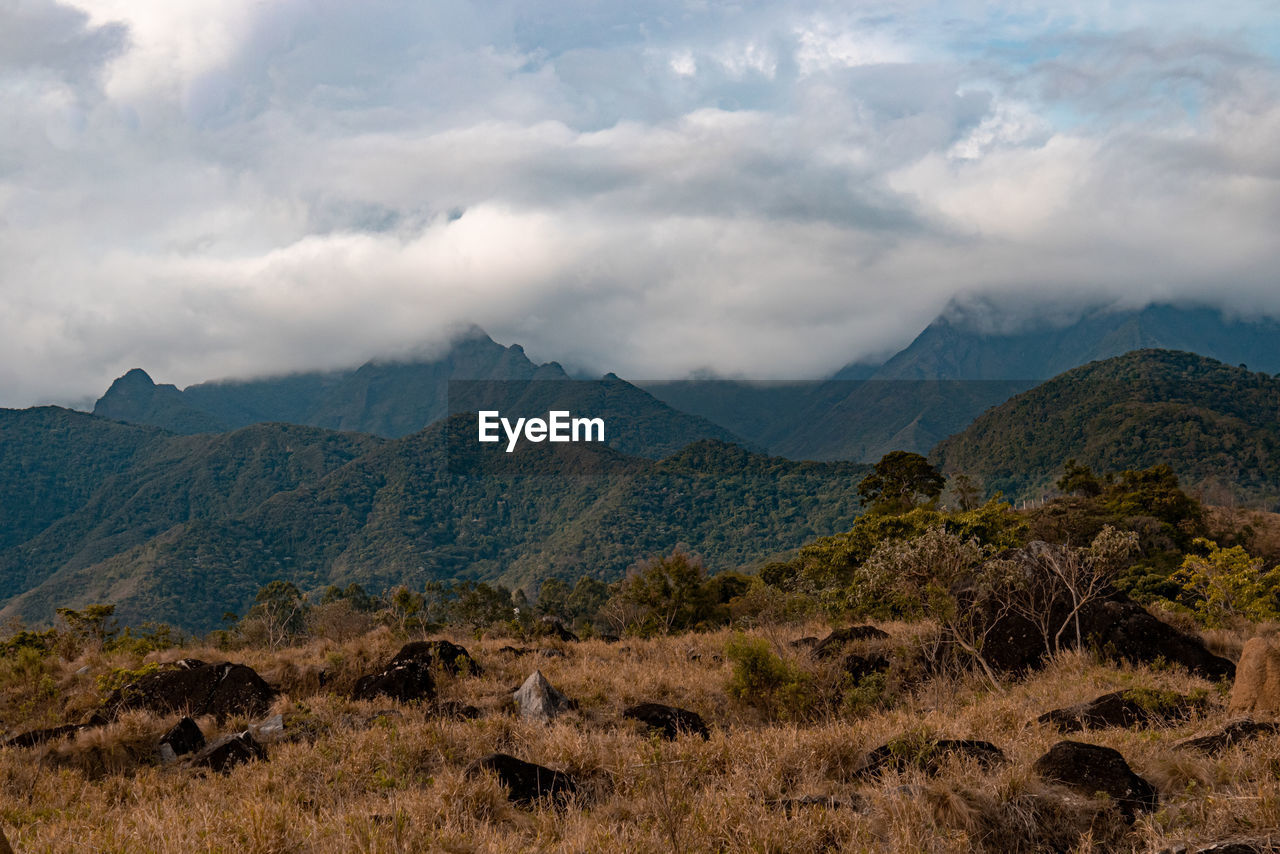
[
  {"left": 949, "top": 473, "right": 983, "bottom": 511},
  {"left": 565, "top": 576, "right": 609, "bottom": 628},
  {"left": 536, "top": 577, "right": 571, "bottom": 621},
  {"left": 56, "top": 604, "right": 118, "bottom": 652},
  {"left": 602, "top": 551, "right": 715, "bottom": 636},
  {"left": 1173, "top": 539, "right": 1280, "bottom": 627},
  {"left": 1057, "top": 459, "right": 1102, "bottom": 497},
  {"left": 857, "top": 451, "right": 946, "bottom": 515},
  {"left": 449, "top": 581, "right": 515, "bottom": 631}
]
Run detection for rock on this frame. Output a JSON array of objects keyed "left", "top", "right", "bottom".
[
  {"left": 967, "top": 586, "right": 1234, "bottom": 680},
  {"left": 390, "top": 640, "right": 482, "bottom": 676},
  {"left": 1032, "top": 741, "right": 1158, "bottom": 817},
  {"left": 159, "top": 717, "right": 205, "bottom": 758},
  {"left": 789, "top": 636, "right": 819, "bottom": 650},
  {"left": 513, "top": 670, "right": 575, "bottom": 723},
  {"left": 1039, "top": 689, "right": 1207, "bottom": 732},
  {"left": 841, "top": 653, "right": 891, "bottom": 682},
  {"left": 535, "top": 617, "right": 580, "bottom": 643},
  {"left": 0, "top": 825, "right": 12, "bottom": 854},
  {"left": 498, "top": 645, "right": 533, "bottom": 656},
  {"left": 350, "top": 657, "right": 435, "bottom": 704},
  {"left": 470, "top": 752, "right": 576, "bottom": 805},
  {"left": 437, "top": 701, "right": 482, "bottom": 720},
  {"left": 622, "top": 702, "right": 710, "bottom": 740},
  {"left": 3, "top": 723, "right": 84, "bottom": 749},
  {"left": 249, "top": 713, "right": 286, "bottom": 743},
  {"left": 1176, "top": 719, "right": 1280, "bottom": 755},
  {"left": 855, "top": 738, "right": 1006, "bottom": 778},
  {"left": 190, "top": 731, "right": 266, "bottom": 773},
  {"left": 812, "top": 626, "right": 890, "bottom": 659},
  {"left": 1160, "top": 841, "right": 1280, "bottom": 854},
  {"left": 595, "top": 633, "right": 620, "bottom": 643},
  {"left": 104, "top": 662, "right": 274, "bottom": 721},
  {"left": 1230, "top": 638, "right": 1280, "bottom": 716},
  {"left": 538, "top": 649, "right": 567, "bottom": 659}
]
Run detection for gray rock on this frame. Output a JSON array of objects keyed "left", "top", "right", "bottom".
[{"left": 513, "top": 670, "right": 575, "bottom": 723}]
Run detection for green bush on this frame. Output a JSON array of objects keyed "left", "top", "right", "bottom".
[{"left": 724, "top": 634, "right": 816, "bottom": 721}]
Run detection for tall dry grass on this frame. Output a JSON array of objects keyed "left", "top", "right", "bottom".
[{"left": 0, "top": 621, "right": 1275, "bottom": 852}]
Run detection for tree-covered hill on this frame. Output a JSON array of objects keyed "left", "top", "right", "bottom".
[
  {"left": 0, "top": 410, "right": 864, "bottom": 632},
  {"left": 931, "top": 350, "right": 1280, "bottom": 502}
]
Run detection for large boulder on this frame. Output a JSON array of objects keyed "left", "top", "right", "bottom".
[
  {"left": 535, "top": 617, "right": 580, "bottom": 643},
  {"left": 1039, "top": 689, "right": 1207, "bottom": 732},
  {"left": 350, "top": 659, "right": 435, "bottom": 704},
  {"left": 1033, "top": 741, "right": 1158, "bottom": 817},
  {"left": 512, "top": 670, "right": 575, "bottom": 723},
  {"left": 623, "top": 702, "right": 710, "bottom": 740},
  {"left": 1229, "top": 638, "right": 1280, "bottom": 716},
  {"left": 104, "top": 661, "right": 273, "bottom": 721},
  {"left": 469, "top": 753, "right": 576, "bottom": 805},
  {"left": 3, "top": 723, "right": 84, "bottom": 749},
  {"left": 390, "top": 640, "right": 482, "bottom": 676},
  {"left": 967, "top": 587, "right": 1234, "bottom": 680}
]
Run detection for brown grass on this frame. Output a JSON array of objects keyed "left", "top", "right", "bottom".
[{"left": 1, "top": 622, "right": 1277, "bottom": 852}]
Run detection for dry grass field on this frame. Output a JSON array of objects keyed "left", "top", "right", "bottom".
[{"left": 2, "top": 620, "right": 1278, "bottom": 853}]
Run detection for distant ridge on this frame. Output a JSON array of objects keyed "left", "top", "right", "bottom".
[{"left": 932, "top": 349, "right": 1280, "bottom": 503}]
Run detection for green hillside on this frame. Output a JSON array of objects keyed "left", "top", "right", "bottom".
[
  {"left": 931, "top": 350, "right": 1280, "bottom": 502},
  {"left": 0, "top": 410, "right": 864, "bottom": 632}
]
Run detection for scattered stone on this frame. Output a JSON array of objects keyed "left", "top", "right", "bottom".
[
  {"left": 470, "top": 752, "right": 577, "bottom": 805},
  {"left": 512, "top": 670, "right": 575, "bottom": 723},
  {"left": 623, "top": 702, "right": 710, "bottom": 740},
  {"left": 595, "top": 633, "right": 620, "bottom": 644},
  {"left": 855, "top": 737, "right": 1006, "bottom": 778},
  {"left": 350, "top": 654, "right": 435, "bottom": 704},
  {"left": 841, "top": 653, "right": 891, "bottom": 682},
  {"left": 391, "top": 640, "right": 482, "bottom": 676},
  {"left": 1033, "top": 740, "right": 1158, "bottom": 817},
  {"left": 0, "top": 825, "right": 12, "bottom": 854},
  {"left": 104, "top": 662, "right": 274, "bottom": 721},
  {"left": 1230, "top": 638, "right": 1280, "bottom": 717},
  {"left": 249, "top": 713, "right": 286, "bottom": 743},
  {"left": 437, "top": 701, "right": 482, "bottom": 720},
  {"left": 538, "top": 649, "right": 567, "bottom": 659},
  {"left": 75, "top": 665, "right": 90, "bottom": 675},
  {"left": 498, "top": 645, "right": 533, "bottom": 657},
  {"left": 159, "top": 717, "right": 205, "bottom": 758},
  {"left": 190, "top": 731, "right": 266, "bottom": 773},
  {"left": 1039, "top": 689, "right": 1207, "bottom": 732},
  {"left": 1176, "top": 719, "right": 1280, "bottom": 755},
  {"left": 3, "top": 723, "right": 84, "bottom": 749},
  {"left": 1161, "top": 840, "right": 1280, "bottom": 854},
  {"left": 535, "top": 617, "right": 580, "bottom": 643},
  {"left": 812, "top": 626, "right": 890, "bottom": 659}
]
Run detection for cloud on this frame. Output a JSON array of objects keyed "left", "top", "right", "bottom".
[{"left": 1, "top": 0, "right": 1278, "bottom": 405}]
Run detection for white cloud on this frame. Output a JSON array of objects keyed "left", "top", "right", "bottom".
[{"left": 0, "top": 0, "right": 1278, "bottom": 406}]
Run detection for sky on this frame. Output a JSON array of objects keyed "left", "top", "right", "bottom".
[{"left": 2, "top": 0, "right": 1279, "bottom": 406}]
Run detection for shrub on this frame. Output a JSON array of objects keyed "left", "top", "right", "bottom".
[{"left": 724, "top": 634, "right": 817, "bottom": 721}]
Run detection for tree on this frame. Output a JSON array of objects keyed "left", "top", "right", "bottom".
[
  {"left": 56, "top": 604, "right": 118, "bottom": 652},
  {"left": 949, "top": 473, "right": 982, "bottom": 511},
  {"left": 857, "top": 451, "right": 946, "bottom": 515},
  {"left": 1057, "top": 459, "right": 1102, "bottom": 497},
  {"left": 602, "top": 552, "right": 714, "bottom": 636},
  {"left": 1173, "top": 539, "right": 1280, "bottom": 627},
  {"left": 246, "top": 581, "right": 308, "bottom": 649}
]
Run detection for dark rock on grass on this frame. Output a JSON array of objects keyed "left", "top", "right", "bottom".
[
  {"left": 159, "top": 717, "right": 205, "bottom": 758},
  {"left": 470, "top": 753, "right": 576, "bottom": 805},
  {"left": 498, "top": 645, "right": 533, "bottom": 657},
  {"left": 842, "top": 653, "right": 891, "bottom": 682},
  {"left": 350, "top": 660, "right": 435, "bottom": 704},
  {"left": 1176, "top": 719, "right": 1280, "bottom": 755},
  {"left": 104, "top": 662, "right": 273, "bottom": 722},
  {"left": 789, "top": 636, "right": 819, "bottom": 650},
  {"left": 437, "top": 701, "right": 482, "bottom": 720},
  {"left": 1033, "top": 740, "right": 1158, "bottom": 818},
  {"left": 855, "top": 737, "right": 1006, "bottom": 778},
  {"left": 1161, "top": 842, "right": 1280, "bottom": 854},
  {"left": 391, "top": 640, "right": 482, "bottom": 676},
  {"left": 3, "top": 723, "right": 85, "bottom": 749},
  {"left": 1039, "top": 689, "right": 1208, "bottom": 733},
  {"left": 190, "top": 731, "right": 266, "bottom": 773},
  {"left": 513, "top": 670, "right": 576, "bottom": 723},
  {"left": 623, "top": 702, "right": 710, "bottom": 740},
  {"left": 812, "top": 626, "right": 890, "bottom": 659},
  {"left": 595, "top": 633, "right": 620, "bottom": 643},
  {"left": 535, "top": 617, "right": 580, "bottom": 643},
  {"left": 967, "top": 586, "right": 1234, "bottom": 680},
  {"left": 766, "top": 794, "right": 863, "bottom": 814}
]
